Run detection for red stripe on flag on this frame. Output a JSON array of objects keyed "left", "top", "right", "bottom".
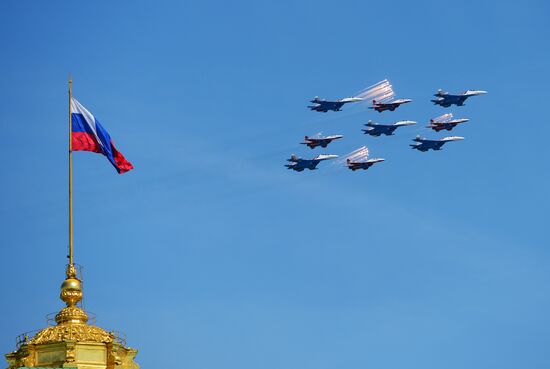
[
  {"left": 72, "top": 132, "right": 102, "bottom": 153},
  {"left": 111, "top": 141, "right": 134, "bottom": 174}
]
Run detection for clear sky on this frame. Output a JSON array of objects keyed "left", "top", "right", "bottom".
[{"left": 1, "top": 1, "right": 550, "bottom": 368}]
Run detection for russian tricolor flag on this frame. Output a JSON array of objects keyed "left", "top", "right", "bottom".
[{"left": 71, "top": 97, "right": 133, "bottom": 174}]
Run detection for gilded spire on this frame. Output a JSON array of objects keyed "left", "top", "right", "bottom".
[
  {"left": 54, "top": 263, "right": 88, "bottom": 325},
  {"left": 26, "top": 264, "right": 114, "bottom": 347}
]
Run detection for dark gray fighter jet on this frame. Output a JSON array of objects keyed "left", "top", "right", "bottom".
[
  {"left": 427, "top": 113, "right": 469, "bottom": 132},
  {"left": 431, "top": 89, "right": 487, "bottom": 107},
  {"left": 285, "top": 154, "right": 338, "bottom": 171},
  {"left": 301, "top": 134, "right": 344, "bottom": 149},
  {"left": 410, "top": 135, "right": 464, "bottom": 152},
  {"left": 308, "top": 96, "right": 363, "bottom": 112},
  {"left": 369, "top": 98, "right": 412, "bottom": 112},
  {"left": 362, "top": 120, "right": 416, "bottom": 136}
]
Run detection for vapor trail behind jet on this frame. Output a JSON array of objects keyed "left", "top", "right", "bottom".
[
  {"left": 338, "top": 146, "right": 369, "bottom": 164},
  {"left": 354, "top": 79, "right": 395, "bottom": 102}
]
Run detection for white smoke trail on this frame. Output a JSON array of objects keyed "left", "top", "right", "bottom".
[
  {"left": 354, "top": 79, "right": 388, "bottom": 96},
  {"left": 432, "top": 113, "right": 453, "bottom": 123},
  {"left": 338, "top": 146, "right": 369, "bottom": 164},
  {"left": 354, "top": 79, "right": 395, "bottom": 103}
]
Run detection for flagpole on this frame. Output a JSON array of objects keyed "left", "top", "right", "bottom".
[{"left": 68, "top": 76, "right": 74, "bottom": 269}]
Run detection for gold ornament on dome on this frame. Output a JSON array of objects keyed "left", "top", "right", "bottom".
[
  {"left": 55, "top": 306, "right": 89, "bottom": 324},
  {"left": 29, "top": 324, "right": 114, "bottom": 345}
]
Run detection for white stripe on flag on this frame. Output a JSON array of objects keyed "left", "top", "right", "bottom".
[{"left": 71, "top": 97, "right": 105, "bottom": 150}]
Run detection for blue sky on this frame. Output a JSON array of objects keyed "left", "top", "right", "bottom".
[{"left": 1, "top": 1, "right": 550, "bottom": 368}]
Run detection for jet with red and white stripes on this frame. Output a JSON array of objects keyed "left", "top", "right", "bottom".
[
  {"left": 427, "top": 113, "right": 469, "bottom": 132},
  {"left": 301, "top": 134, "right": 344, "bottom": 149},
  {"left": 370, "top": 98, "right": 412, "bottom": 113}
]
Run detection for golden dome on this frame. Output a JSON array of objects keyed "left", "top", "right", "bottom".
[
  {"left": 29, "top": 324, "right": 114, "bottom": 345},
  {"left": 5, "top": 263, "right": 139, "bottom": 369}
]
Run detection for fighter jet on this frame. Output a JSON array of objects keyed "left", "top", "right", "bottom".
[
  {"left": 410, "top": 135, "right": 464, "bottom": 152},
  {"left": 343, "top": 146, "right": 384, "bottom": 171},
  {"left": 431, "top": 89, "right": 487, "bottom": 107},
  {"left": 427, "top": 113, "right": 469, "bottom": 132},
  {"left": 362, "top": 120, "right": 416, "bottom": 136},
  {"left": 308, "top": 96, "right": 363, "bottom": 112},
  {"left": 346, "top": 158, "right": 385, "bottom": 171},
  {"left": 301, "top": 134, "right": 344, "bottom": 149},
  {"left": 369, "top": 98, "right": 412, "bottom": 113},
  {"left": 285, "top": 154, "right": 338, "bottom": 171}
]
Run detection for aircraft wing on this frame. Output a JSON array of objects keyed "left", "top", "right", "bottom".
[
  {"left": 441, "top": 136, "right": 464, "bottom": 142},
  {"left": 464, "top": 90, "right": 488, "bottom": 96},
  {"left": 394, "top": 120, "right": 416, "bottom": 127},
  {"left": 339, "top": 97, "right": 363, "bottom": 103},
  {"left": 368, "top": 158, "right": 385, "bottom": 163},
  {"left": 314, "top": 154, "right": 339, "bottom": 161}
]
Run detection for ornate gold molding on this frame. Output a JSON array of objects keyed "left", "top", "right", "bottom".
[{"left": 30, "top": 325, "right": 114, "bottom": 345}]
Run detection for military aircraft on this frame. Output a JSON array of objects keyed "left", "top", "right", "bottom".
[
  {"left": 301, "top": 134, "right": 344, "bottom": 149},
  {"left": 431, "top": 89, "right": 487, "bottom": 107},
  {"left": 410, "top": 135, "right": 464, "bottom": 152},
  {"left": 346, "top": 158, "right": 385, "bottom": 171},
  {"left": 427, "top": 113, "right": 469, "bottom": 132},
  {"left": 362, "top": 120, "right": 416, "bottom": 136},
  {"left": 285, "top": 154, "right": 338, "bottom": 171},
  {"left": 343, "top": 146, "right": 384, "bottom": 171},
  {"left": 308, "top": 96, "right": 363, "bottom": 112},
  {"left": 369, "top": 98, "right": 412, "bottom": 113}
]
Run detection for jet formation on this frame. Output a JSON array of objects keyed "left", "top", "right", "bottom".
[{"left": 285, "top": 81, "right": 487, "bottom": 173}]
